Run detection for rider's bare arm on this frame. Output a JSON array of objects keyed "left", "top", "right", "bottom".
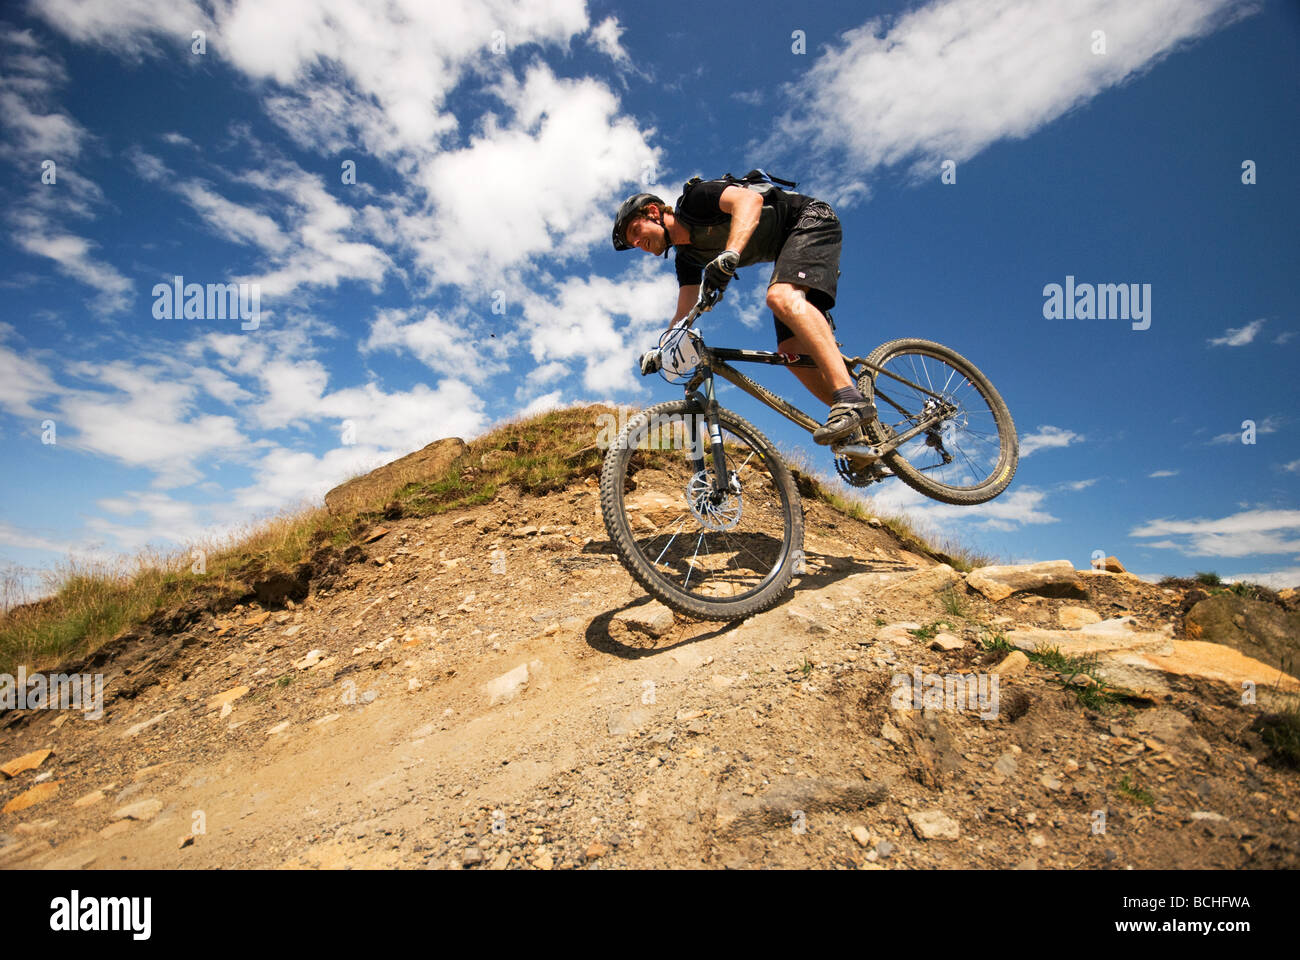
[
  {"left": 672, "top": 284, "right": 700, "bottom": 325},
  {"left": 718, "top": 185, "right": 764, "bottom": 257}
]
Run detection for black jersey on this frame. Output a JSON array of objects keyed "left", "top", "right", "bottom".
[{"left": 672, "top": 179, "right": 813, "bottom": 287}]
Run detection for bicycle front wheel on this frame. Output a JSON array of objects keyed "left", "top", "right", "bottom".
[
  {"left": 599, "top": 400, "right": 804, "bottom": 621},
  {"left": 861, "top": 338, "right": 1018, "bottom": 505}
]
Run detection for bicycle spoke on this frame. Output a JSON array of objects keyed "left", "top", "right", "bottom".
[
  {"left": 869, "top": 343, "right": 1013, "bottom": 496},
  {"left": 683, "top": 531, "right": 704, "bottom": 588},
  {"left": 617, "top": 412, "right": 792, "bottom": 606}
]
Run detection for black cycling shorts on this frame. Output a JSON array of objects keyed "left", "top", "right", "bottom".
[{"left": 769, "top": 199, "right": 842, "bottom": 343}]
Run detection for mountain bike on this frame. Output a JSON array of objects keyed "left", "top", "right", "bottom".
[{"left": 599, "top": 289, "right": 1018, "bottom": 621}]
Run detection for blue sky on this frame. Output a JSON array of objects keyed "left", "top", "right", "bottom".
[{"left": 0, "top": 0, "right": 1297, "bottom": 601}]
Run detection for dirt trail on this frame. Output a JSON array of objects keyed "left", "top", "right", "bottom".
[{"left": 3, "top": 479, "right": 1298, "bottom": 870}]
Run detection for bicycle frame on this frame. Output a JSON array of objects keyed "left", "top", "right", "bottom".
[{"left": 667, "top": 297, "right": 958, "bottom": 495}]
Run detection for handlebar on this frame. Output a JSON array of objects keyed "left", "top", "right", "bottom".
[{"left": 671, "top": 287, "right": 721, "bottom": 333}]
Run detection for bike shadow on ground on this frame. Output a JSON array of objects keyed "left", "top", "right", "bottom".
[
  {"left": 579, "top": 541, "right": 917, "bottom": 662},
  {"left": 790, "top": 548, "right": 920, "bottom": 593},
  {"left": 583, "top": 597, "right": 744, "bottom": 661}
]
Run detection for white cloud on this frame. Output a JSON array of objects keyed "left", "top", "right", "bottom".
[
  {"left": 233, "top": 162, "right": 392, "bottom": 297},
  {"left": 862, "top": 479, "right": 1058, "bottom": 532},
  {"left": 515, "top": 360, "right": 571, "bottom": 405},
  {"left": 58, "top": 360, "right": 249, "bottom": 487},
  {"left": 587, "top": 16, "right": 629, "bottom": 62},
  {"left": 1131, "top": 508, "right": 1300, "bottom": 558},
  {"left": 190, "top": 327, "right": 488, "bottom": 450},
  {"left": 1208, "top": 318, "right": 1265, "bottom": 347},
  {"left": 517, "top": 390, "right": 565, "bottom": 419},
  {"left": 0, "top": 31, "right": 84, "bottom": 161},
  {"left": 0, "top": 521, "right": 79, "bottom": 555},
  {"left": 190, "top": 366, "right": 253, "bottom": 406},
  {"left": 525, "top": 360, "right": 570, "bottom": 387},
  {"left": 33, "top": 0, "right": 658, "bottom": 300},
  {"left": 1064, "top": 478, "right": 1097, "bottom": 491},
  {"left": 1222, "top": 566, "right": 1300, "bottom": 590},
  {"left": 174, "top": 180, "right": 292, "bottom": 254},
  {"left": 32, "top": 0, "right": 214, "bottom": 58},
  {"left": 1148, "top": 469, "right": 1178, "bottom": 478},
  {"left": 363, "top": 308, "right": 504, "bottom": 383},
  {"left": 126, "top": 146, "right": 170, "bottom": 182},
  {"left": 147, "top": 161, "right": 392, "bottom": 302},
  {"left": 770, "top": 0, "right": 1250, "bottom": 194},
  {"left": 0, "top": 88, "right": 84, "bottom": 158},
  {"left": 726, "top": 281, "right": 767, "bottom": 331},
  {"left": 9, "top": 212, "right": 133, "bottom": 315},
  {"left": 217, "top": 0, "right": 588, "bottom": 156},
  {"left": 0, "top": 333, "right": 61, "bottom": 418},
  {"left": 1, "top": 35, "right": 125, "bottom": 308},
  {"left": 1019, "top": 425, "right": 1081, "bottom": 457},
  {"left": 1283, "top": 460, "right": 1300, "bottom": 474},
  {"left": 520, "top": 260, "right": 678, "bottom": 394},
  {"left": 403, "top": 64, "right": 658, "bottom": 290}
]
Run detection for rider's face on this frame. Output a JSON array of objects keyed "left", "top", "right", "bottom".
[{"left": 626, "top": 211, "right": 667, "bottom": 255}]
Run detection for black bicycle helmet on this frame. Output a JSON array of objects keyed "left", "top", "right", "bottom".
[{"left": 612, "top": 192, "right": 668, "bottom": 254}]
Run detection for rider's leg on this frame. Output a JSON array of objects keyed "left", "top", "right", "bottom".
[
  {"left": 776, "top": 332, "right": 836, "bottom": 407},
  {"left": 767, "top": 282, "right": 853, "bottom": 400}
]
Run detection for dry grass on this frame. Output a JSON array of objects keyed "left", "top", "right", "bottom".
[
  {"left": 0, "top": 504, "right": 360, "bottom": 676},
  {"left": 394, "top": 403, "right": 615, "bottom": 516},
  {"left": 778, "top": 441, "right": 998, "bottom": 572}
]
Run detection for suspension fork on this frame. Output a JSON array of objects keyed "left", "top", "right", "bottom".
[{"left": 684, "top": 373, "right": 729, "bottom": 498}]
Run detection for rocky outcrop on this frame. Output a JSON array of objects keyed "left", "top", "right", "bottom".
[
  {"left": 324, "top": 437, "right": 468, "bottom": 515},
  {"left": 966, "top": 560, "right": 1085, "bottom": 602},
  {"left": 1005, "top": 617, "right": 1174, "bottom": 658},
  {"left": 1107, "top": 640, "right": 1300, "bottom": 704},
  {"left": 1183, "top": 593, "right": 1300, "bottom": 676}
]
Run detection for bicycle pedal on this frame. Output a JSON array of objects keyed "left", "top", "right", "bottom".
[{"left": 832, "top": 442, "right": 882, "bottom": 461}]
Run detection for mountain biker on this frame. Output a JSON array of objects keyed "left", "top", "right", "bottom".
[{"left": 612, "top": 173, "right": 875, "bottom": 444}]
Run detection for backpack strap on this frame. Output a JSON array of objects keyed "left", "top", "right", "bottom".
[{"left": 725, "top": 168, "right": 799, "bottom": 190}]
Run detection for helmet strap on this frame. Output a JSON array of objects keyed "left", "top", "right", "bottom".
[{"left": 654, "top": 209, "right": 671, "bottom": 259}]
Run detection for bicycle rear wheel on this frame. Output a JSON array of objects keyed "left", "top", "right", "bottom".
[
  {"left": 861, "top": 338, "right": 1017, "bottom": 505},
  {"left": 599, "top": 400, "right": 803, "bottom": 620}
]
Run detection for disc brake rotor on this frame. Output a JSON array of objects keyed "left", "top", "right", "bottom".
[{"left": 686, "top": 470, "right": 742, "bottom": 531}]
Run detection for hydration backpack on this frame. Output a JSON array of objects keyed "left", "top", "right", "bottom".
[
  {"left": 680, "top": 168, "right": 798, "bottom": 197},
  {"left": 675, "top": 169, "right": 801, "bottom": 232}
]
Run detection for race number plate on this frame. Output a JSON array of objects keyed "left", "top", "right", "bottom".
[{"left": 658, "top": 326, "right": 701, "bottom": 382}]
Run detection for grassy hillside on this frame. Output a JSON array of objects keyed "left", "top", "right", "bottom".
[{"left": 0, "top": 403, "right": 987, "bottom": 676}]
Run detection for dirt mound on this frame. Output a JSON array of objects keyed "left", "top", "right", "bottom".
[
  {"left": 325, "top": 437, "right": 468, "bottom": 515},
  {"left": 2, "top": 409, "right": 1298, "bottom": 870}
]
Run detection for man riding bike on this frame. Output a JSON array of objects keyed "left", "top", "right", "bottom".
[{"left": 612, "top": 171, "right": 874, "bottom": 445}]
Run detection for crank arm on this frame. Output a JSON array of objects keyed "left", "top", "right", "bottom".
[{"left": 835, "top": 412, "right": 948, "bottom": 462}]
